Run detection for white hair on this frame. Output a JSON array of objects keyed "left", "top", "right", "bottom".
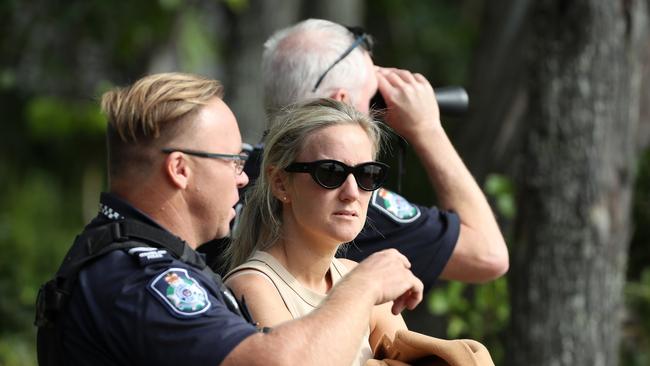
[{"left": 262, "top": 19, "right": 370, "bottom": 116}]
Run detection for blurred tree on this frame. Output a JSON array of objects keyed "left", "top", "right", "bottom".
[
  {"left": 508, "top": 1, "right": 650, "bottom": 366},
  {"left": 223, "top": 0, "right": 364, "bottom": 143},
  {"left": 0, "top": 2, "right": 178, "bottom": 365},
  {"left": 460, "top": 0, "right": 532, "bottom": 183},
  {"left": 222, "top": 0, "right": 301, "bottom": 143}
]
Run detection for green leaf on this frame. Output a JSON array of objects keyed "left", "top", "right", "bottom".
[
  {"left": 178, "top": 10, "right": 218, "bottom": 73},
  {"left": 25, "top": 97, "right": 105, "bottom": 140},
  {"left": 447, "top": 316, "right": 467, "bottom": 338},
  {"left": 427, "top": 290, "right": 449, "bottom": 315},
  {"left": 223, "top": 0, "right": 249, "bottom": 14}
]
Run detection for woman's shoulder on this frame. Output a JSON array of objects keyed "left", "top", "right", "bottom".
[
  {"left": 332, "top": 257, "right": 358, "bottom": 276},
  {"left": 336, "top": 257, "right": 358, "bottom": 270},
  {"left": 224, "top": 267, "right": 294, "bottom": 327},
  {"left": 224, "top": 252, "right": 279, "bottom": 299}
]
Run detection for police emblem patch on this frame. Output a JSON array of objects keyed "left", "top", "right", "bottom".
[
  {"left": 150, "top": 268, "right": 211, "bottom": 316},
  {"left": 371, "top": 188, "right": 421, "bottom": 223}
]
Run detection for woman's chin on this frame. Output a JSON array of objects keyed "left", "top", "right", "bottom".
[{"left": 331, "top": 229, "right": 363, "bottom": 245}]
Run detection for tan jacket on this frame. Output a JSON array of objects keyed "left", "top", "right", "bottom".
[{"left": 367, "top": 330, "right": 495, "bottom": 366}]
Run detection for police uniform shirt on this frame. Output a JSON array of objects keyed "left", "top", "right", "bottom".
[
  {"left": 200, "top": 145, "right": 460, "bottom": 293},
  {"left": 350, "top": 188, "right": 460, "bottom": 293},
  {"left": 62, "top": 193, "right": 257, "bottom": 365}
]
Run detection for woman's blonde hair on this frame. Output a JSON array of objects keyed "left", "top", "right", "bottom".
[{"left": 223, "top": 98, "right": 384, "bottom": 272}]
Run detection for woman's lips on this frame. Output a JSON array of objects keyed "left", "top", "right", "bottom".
[{"left": 333, "top": 210, "right": 358, "bottom": 217}]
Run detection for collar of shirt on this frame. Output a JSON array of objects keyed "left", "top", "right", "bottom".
[
  {"left": 93, "top": 192, "right": 209, "bottom": 263},
  {"left": 94, "top": 192, "right": 165, "bottom": 230}
]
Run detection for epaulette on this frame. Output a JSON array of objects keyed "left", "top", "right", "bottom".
[{"left": 127, "top": 247, "right": 174, "bottom": 267}]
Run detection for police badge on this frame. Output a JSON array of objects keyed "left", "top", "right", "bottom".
[
  {"left": 150, "top": 268, "right": 211, "bottom": 316},
  {"left": 371, "top": 188, "right": 421, "bottom": 223}
]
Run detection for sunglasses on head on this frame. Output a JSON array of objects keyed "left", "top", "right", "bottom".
[
  {"left": 284, "top": 159, "right": 389, "bottom": 191},
  {"left": 312, "top": 26, "right": 375, "bottom": 92}
]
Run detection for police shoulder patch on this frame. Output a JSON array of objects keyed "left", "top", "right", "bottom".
[
  {"left": 149, "top": 268, "right": 212, "bottom": 317},
  {"left": 371, "top": 188, "right": 421, "bottom": 224}
]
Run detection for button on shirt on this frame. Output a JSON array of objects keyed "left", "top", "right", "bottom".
[{"left": 61, "top": 193, "right": 257, "bottom": 365}]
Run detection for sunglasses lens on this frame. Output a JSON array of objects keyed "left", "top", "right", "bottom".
[
  {"left": 314, "top": 161, "right": 347, "bottom": 188},
  {"left": 356, "top": 164, "right": 387, "bottom": 191}
]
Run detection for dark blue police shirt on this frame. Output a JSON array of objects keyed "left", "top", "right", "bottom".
[
  {"left": 62, "top": 193, "right": 257, "bottom": 365},
  {"left": 200, "top": 145, "right": 460, "bottom": 293}
]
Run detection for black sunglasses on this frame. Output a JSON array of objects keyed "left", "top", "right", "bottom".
[
  {"left": 285, "top": 159, "right": 389, "bottom": 191},
  {"left": 312, "top": 26, "right": 374, "bottom": 92}
]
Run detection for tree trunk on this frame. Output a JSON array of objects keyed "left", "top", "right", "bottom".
[
  {"left": 223, "top": 0, "right": 301, "bottom": 143},
  {"left": 508, "top": 1, "right": 648, "bottom": 365},
  {"left": 302, "top": 0, "right": 365, "bottom": 26},
  {"left": 459, "top": 0, "right": 533, "bottom": 183}
]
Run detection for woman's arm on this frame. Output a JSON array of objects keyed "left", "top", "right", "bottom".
[
  {"left": 225, "top": 271, "right": 293, "bottom": 327},
  {"left": 338, "top": 258, "right": 408, "bottom": 351}
]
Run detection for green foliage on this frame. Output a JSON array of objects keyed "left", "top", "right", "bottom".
[
  {"left": 178, "top": 10, "right": 219, "bottom": 74},
  {"left": 26, "top": 97, "right": 106, "bottom": 140},
  {"left": 484, "top": 174, "right": 516, "bottom": 220},
  {"left": 426, "top": 172, "right": 514, "bottom": 364},
  {"left": 427, "top": 279, "right": 509, "bottom": 363},
  {"left": 367, "top": 0, "right": 481, "bottom": 85},
  {"left": 622, "top": 148, "right": 650, "bottom": 366},
  {"left": 159, "top": 0, "right": 184, "bottom": 11},
  {"left": 621, "top": 268, "right": 650, "bottom": 366},
  {"left": 0, "top": 68, "right": 15, "bottom": 89},
  {"left": 0, "top": 171, "right": 80, "bottom": 325},
  {"left": 223, "top": 0, "right": 249, "bottom": 14},
  {"left": 0, "top": 335, "right": 36, "bottom": 366},
  {"left": 0, "top": 170, "right": 83, "bottom": 366}
]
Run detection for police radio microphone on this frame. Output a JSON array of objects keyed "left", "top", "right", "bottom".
[{"left": 370, "top": 86, "right": 469, "bottom": 116}]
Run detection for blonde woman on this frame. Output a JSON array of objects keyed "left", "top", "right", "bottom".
[{"left": 224, "top": 98, "right": 407, "bottom": 365}]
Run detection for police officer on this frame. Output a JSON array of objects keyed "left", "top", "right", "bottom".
[
  {"left": 201, "top": 19, "right": 509, "bottom": 290},
  {"left": 35, "top": 72, "right": 423, "bottom": 365}
]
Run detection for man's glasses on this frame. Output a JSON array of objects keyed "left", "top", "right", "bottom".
[
  {"left": 312, "top": 26, "right": 374, "bottom": 92},
  {"left": 285, "top": 159, "right": 388, "bottom": 191},
  {"left": 161, "top": 148, "right": 248, "bottom": 175}
]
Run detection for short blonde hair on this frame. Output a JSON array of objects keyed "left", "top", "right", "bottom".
[
  {"left": 101, "top": 72, "right": 223, "bottom": 181},
  {"left": 224, "top": 98, "right": 384, "bottom": 271}
]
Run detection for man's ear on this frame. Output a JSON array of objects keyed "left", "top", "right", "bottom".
[
  {"left": 329, "top": 88, "right": 351, "bottom": 104},
  {"left": 268, "top": 166, "right": 291, "bottom": 203},
  {"left": 164, "top": 152, "right": 191, "bottom": 189}
]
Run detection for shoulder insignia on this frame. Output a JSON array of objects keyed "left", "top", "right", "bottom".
[
  {"left": 149, "top": 268, "right": 212, "bottom": 316},
  {"left": 128, "top": 247, "right": 173, "bottom": 266},
  {"left": 371, "top": 188, "right": 421, "bottom": 224}
]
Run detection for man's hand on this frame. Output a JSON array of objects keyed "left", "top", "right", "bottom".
[
  {"left": 376, "top": 67, "right": 441, "bottom": 143},
  {"left": 348, "top": 249, "right": 423, "bottom": 315},
  {"left": 376, "top": 67, "right": 509, "bottom": 285}
]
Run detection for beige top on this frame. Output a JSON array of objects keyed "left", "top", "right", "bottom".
[{"left": 226, "top": 250, "right": 373, "bottom": 366}]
